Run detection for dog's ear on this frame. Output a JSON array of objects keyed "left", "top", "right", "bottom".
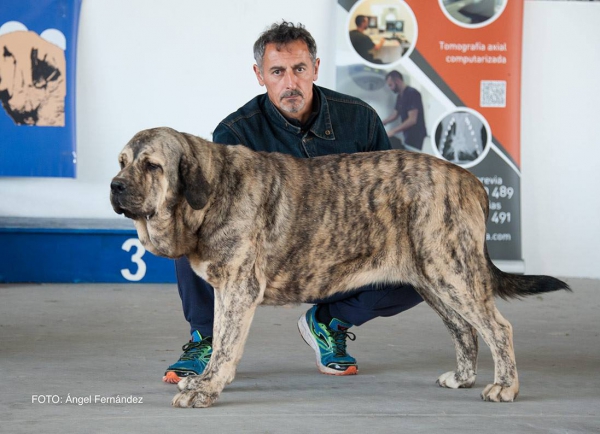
[{"left": 179, "top": 153, "right": 212, "bottom": 210}]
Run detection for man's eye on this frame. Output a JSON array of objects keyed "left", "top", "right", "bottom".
[
  {"left": 272, "top": 70, "right": 281, "bottom": 75},
  {"left": 296, "top": 67, "right": 305, "bottom": 73}
]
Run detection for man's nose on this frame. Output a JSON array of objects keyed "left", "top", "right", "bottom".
[{"left": 283, "top": 70, "right": 297, "bottom": 88}]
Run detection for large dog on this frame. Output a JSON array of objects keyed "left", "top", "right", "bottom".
[{"left": 110, "top": 127, "right": 569, "bottom": 408}]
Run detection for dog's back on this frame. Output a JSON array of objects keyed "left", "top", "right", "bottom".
[
  {"left": 215, "top": 146, "right": 567, "bottom": 304},
  {"left": 210, "top": 147, "right": 490, "bottom": 304}
]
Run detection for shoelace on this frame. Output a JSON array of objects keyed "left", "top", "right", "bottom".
[
  {"left": 330, "top": 330, "right": 356, "bottom": 357},
  {"left": 179, "top": 338, "right": 212, "bottom": 362}
]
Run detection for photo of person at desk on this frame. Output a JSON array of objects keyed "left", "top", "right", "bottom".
[
  {"left": 349, "top": 14, "right": 409, "bottom": 65},
  {"left": 349, "top": 15, "right": 385, "bottom": 64},
  {"left": 382, "top": 70, "right": 426, "bottom": 152}
]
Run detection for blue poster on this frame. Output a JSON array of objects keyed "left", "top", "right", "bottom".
[{"left": 0, "top": 0, "right": 81, "bottom": 177}]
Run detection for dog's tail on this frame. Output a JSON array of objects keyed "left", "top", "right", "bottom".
[{"left": 486, "top": 247, "right": 571, "bottom": 300}]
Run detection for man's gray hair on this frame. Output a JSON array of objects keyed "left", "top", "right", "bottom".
[{"left": 253, "top": 21, "right": 318, "bottom": 71}]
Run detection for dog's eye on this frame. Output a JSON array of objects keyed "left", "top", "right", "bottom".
[
  {"left": 119, "top": 160, "right": 125, "bottom": 169},
  {"left": 146, "top": 161, "right": 162, "bottom": 172}
]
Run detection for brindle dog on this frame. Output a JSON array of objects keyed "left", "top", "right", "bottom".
[{"left": 110, "top": 127, "right": 569, "bottom": 408}]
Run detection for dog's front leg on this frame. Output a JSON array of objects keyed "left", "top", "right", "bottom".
[{"left": 172, "top": 274, "right": 263, "bottom": 408}]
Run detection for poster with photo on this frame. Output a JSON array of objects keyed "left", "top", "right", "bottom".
[
  {"left": 336, "top": 0, "right": 523, "bottom": 270},
  {"left": 0, "top": 0, "right": 81, "bottom": 177}
]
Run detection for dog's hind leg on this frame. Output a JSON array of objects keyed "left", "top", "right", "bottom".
[
  {"left": 427, "top": 276, "right": 519, "bottom": 402},
  {"left": 418, "top": 289, "right": 478, "bottom": 389},
  {"left": 474, "top": 305, "right": 519, "bottom": 402},
  {"left": 172, "top": 271, "right": 263, "bottom": 408}
]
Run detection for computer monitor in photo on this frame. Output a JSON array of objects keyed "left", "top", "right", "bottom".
[{"left": 386, "top": 20, "right": 404, "bottom": 33}]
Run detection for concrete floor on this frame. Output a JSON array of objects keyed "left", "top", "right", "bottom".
[{"left": 0, "top": 278, "right": 598, "bottom": 433}]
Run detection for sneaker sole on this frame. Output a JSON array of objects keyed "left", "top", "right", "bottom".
[
  {"left": 297, "top": 314, "right": 358, "bottom": 376},
  {"left": 162, "top": 371, "right": 182, "bottom": 384}
]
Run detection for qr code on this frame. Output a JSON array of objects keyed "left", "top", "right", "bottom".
[{"left": 480, "top": 80, "right": 506, "bottom": 108}]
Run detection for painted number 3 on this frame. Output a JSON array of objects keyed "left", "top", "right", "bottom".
[{"left": 121, "top": 238, "right": 147, "bottom": 281}]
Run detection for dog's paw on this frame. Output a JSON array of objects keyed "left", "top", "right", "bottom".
[
  {"left": 172, "top": 376, "right": 221, "bottom": 408},
  {"left": 171, "top": 390, "right": 219, "bottom": 408},
  {"left": 436, "top": 371, "right": 476, "bottom": 389},
  {"left": 481, "top": 383, "right": 519, "bottom": 402},
  {"left": 172, "top": 389, "right": 218, "bottom": 408},
  {"left": 176, "top": 375, "right": 195, "bottom": 392}
]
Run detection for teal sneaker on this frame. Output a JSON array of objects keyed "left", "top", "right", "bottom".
[
  {"left": 163, "top": 331, "right": 212, "bottom": 384},
  {"left": 297, "top": 305, "right": 358, "bottom": 375}
]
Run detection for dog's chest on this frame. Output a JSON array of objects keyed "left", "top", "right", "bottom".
[{"left": 189, "top": 260, "right": 211, "bottom": 282}]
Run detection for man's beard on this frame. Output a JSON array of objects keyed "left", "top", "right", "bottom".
[{"left": 280, "top": 89, "right": 305, "bottom": 114}]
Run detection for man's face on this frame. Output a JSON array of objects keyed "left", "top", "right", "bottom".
[
  {"left": 253, "top": 40, "right": 320, "bottom": 123},
  {"left": 386, "top": 77, "right": 400, "bottom": 94},
  {"left": 359, "top": 17, "right": 368, "bottom": 30}
]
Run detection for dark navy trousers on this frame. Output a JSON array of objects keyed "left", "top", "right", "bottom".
[{"left": 175, "top": 256, "right": 423, "bottom": 337}]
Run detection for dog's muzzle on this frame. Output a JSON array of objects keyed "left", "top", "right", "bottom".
[
  {"left": 110, "top": 179, "right": 127, "bottom": 195},
  {"left": 110, "top": 178, "right": 129, "bottom": 216},
  {"left": 110, "top": 178, "right": 154, "bottom": 221}
]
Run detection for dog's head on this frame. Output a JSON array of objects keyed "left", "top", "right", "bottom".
[{"left": 110, "top": 127, "right": 213, "bottom": 258}]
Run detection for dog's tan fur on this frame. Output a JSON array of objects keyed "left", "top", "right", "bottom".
[{"left": 110, "top": 127, "right": 569, "bottom": 408}]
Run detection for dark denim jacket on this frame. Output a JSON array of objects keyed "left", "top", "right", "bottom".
[{"left": 212, "top": 85, "right": 391, "bottom": 157}]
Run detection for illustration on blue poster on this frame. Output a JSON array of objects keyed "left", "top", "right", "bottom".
[{"left": 0, "top": 0, "right": 82, "bottom": 177}]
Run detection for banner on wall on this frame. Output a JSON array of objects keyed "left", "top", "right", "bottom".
[
  {"left": 0, "top": 0, "right": 81, "bottom": 177},
  {"left": 336, "top": 0, "right": 524, "bottom": 270}
]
